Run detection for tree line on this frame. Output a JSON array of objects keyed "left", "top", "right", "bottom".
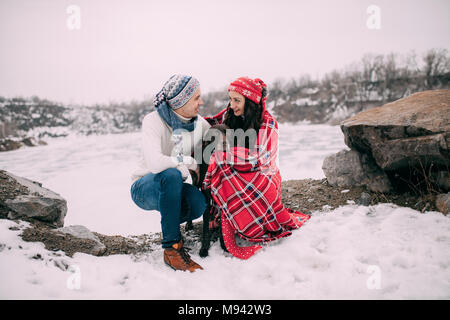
[{"left": 1, "top": 48, "right": 449, "bottom": 140}]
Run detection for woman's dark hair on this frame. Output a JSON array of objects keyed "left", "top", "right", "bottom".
[{"left": 223, "top": 87, "right": 267, "bottom": 149}]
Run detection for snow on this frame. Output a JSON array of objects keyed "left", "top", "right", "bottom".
[
  {"left": 293, "top": 97, "right": 318, "bottom": 106},
  {"left": 1, "top": 123, "right": 449, "bottom": 299},
  {"left": 266, "top": 101, "right": 275, "bottom": 113},
  {"left": 277, "top": 123, "right": 348, "bottom": 181},
  {"left": 276, "top": 97, "right": 286, "bottom": 105},
  {"left": 214, "top": 100, "right": 226, "bottom": 108},
  {"left": 329, "top": 103, "right": 350, "bottom": 121},
  {"left": 301, "top": 88, "right": 319, "bottom": 95},
  {"left": 33, "top": 126, "right": 71, "bottom": 138},
  {"left": 368, "top": 90, "right": 383, "bottom": 101}
]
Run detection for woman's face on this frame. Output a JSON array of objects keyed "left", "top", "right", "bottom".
[{"left": 229, "top": 91, "right": 245, "bottom": 117}]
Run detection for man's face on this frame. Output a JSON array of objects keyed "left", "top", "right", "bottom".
[{"left": 174, "top": 88, "right": 204, "bottom": 118}]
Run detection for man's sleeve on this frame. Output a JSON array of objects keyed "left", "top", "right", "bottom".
[{"left": 141, "top": 117, "right": 178, "bottom": 174}]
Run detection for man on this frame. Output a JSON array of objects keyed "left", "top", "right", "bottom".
[{"left": 130, "top": 75, "right": 211, "bottom": 272}]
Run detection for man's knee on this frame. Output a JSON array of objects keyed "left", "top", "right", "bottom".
[
  {"left": 194, "top": 202, "right": 207, "bottom": 220},
  {"left": 159, "top": 167, "right": 183, "bottom": 186},
  {"left": 192, "top": 191, "right": 207, "bottom": 220}
]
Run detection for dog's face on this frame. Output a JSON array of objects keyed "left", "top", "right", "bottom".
[
  {"left": 198, "top": 124, "right": 230, "bottom": 185},
  {"left": 210, "top": 124, "right": 229, "bottom": 152},
  {"left": 202, "top": 124, "right": 229, "bottom": 152}
]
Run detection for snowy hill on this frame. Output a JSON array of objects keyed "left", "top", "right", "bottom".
[{"left": 0, "top": 96, "right": 155, "bottom": 147}]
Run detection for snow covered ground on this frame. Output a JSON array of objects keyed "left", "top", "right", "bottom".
[{"left": 1, "top": 123, "right": 449, "bottom": 299}]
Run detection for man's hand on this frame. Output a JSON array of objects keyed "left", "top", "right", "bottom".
[{"left": 176, "top": 163, "right": 190, "bottom": 181}]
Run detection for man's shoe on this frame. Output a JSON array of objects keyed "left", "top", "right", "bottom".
[{"left": 164, "top": 240, "right": 203, "bottom": 272}]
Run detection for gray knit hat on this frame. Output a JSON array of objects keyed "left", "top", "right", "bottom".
[{"left": 154, "top": 74, "right": 200, "bottom": 110}]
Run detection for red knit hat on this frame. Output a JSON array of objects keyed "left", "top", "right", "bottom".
[{"left": 228, "top": 76, "right": 267, "bottom": 106}]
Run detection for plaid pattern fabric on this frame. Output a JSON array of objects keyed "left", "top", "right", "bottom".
[{"left": 203, "top": 109, "right": 310, "bottom": 259}]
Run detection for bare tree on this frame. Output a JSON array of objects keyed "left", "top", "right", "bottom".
[{"left": 422, "top": 48, "right": 450, "bottom": 88}]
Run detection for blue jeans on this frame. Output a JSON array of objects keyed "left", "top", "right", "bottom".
[{"left": 130, "top": 168, "right": 206, "bottom": 248}]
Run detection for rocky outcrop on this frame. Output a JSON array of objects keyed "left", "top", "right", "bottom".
[
  {"left": 323, "top": 90, "right": 450, "bottom": 199},
  {"left": 0, "top": 137, "right": 47, "bottom": 152},
  {"left": 436, "top": 171, "right": 450, "bottom": 191},
  {"left": 57, "top": 225, "right": 107, "bottom": 256},
  {"left": 0, "top": 169, "right": 150, "bottom": 257},
  {"left": 0, "top": 170, "right": 66, "bottom": 227},
  {"left": 21, "top": 224, "right": 108, "bottom": 257},
  {"left": 322, "top": 149, "right": 392, "bottom": 193},
  {"left": 436, "top": 193, "right": 450, "bottom": 215},
  {"left": 340, "top": 90, "right": 449, "bottom": 172}
]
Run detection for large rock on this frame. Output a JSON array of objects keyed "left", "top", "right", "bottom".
[
  {"left": 21, "top": 224, "right": 109, "bottom": 257},
  {"left": 0, "top": 137, "right": 47, "bottom": 152},
  {"left": 436, "top": 193, "right": 450, "bottom": 215},
  {"left": 322, "top": 149, "right": 392, "bottom": 193},
  {"left": 436, "top": 171, "right": 450, "bottom": 191},
  {"left": 57, "top": 225, "right": 107, "bottom": 256},
  {"left": 0, "top": 170, "right": 67, "bottom": 227},
  {"left": 341, "top": 90, "right": 450, "bottom": 172}
]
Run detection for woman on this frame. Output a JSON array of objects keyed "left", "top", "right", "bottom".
[{"left": 202, "top": 76, "right": 310, "bottom": 259}]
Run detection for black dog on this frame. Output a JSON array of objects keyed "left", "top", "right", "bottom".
[{"left": 186, "top": 124, "right": 229, "bottom": 257}]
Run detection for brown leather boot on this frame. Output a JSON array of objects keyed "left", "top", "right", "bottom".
[{"left": 164, "top": 240, "right": 203, "bottom": 272}]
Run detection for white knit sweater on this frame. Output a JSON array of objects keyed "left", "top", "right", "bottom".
[{"left": 131, "top": 111, "right": 211, "bottom": 183}]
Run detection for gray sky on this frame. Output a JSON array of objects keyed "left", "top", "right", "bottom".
[{"left": 1, "top": 0, "right": 449, "bottom": 105}]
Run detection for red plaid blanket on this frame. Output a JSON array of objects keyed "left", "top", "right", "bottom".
[{"left": 203, "top": 108, "right": 310, "bottom": 259}]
